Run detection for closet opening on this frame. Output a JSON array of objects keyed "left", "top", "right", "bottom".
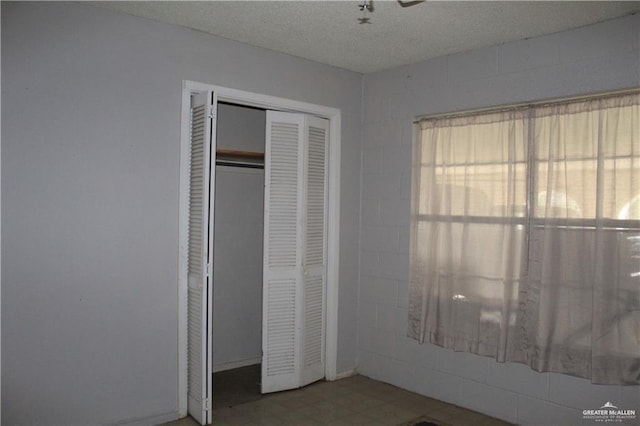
[
  {"left": 211, "top": 102, "right": 266, "bottom": 409},
  {"left": 179, "top": 81, "right": 341, "bottom": 424}
]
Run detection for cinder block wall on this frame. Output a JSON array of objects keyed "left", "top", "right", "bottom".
[{"left": 358, "top": 14, "right": 640, "bottom": 425}]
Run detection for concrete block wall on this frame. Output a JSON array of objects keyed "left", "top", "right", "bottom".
[{"left": 358, "top": 14, "right": 640, "bottom": 425}]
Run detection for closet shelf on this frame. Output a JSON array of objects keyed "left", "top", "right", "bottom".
[
  {"left": 216, "top": 148, "right": 264, "bottom": 169},
  {"left": 216, "top": 149, "right": 264, "bottom": 160}
]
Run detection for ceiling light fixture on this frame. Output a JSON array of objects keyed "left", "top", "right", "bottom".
[{"left": 358, "top": 1, "right": 373, "bottom": 24}]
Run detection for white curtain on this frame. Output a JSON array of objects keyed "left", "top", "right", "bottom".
[{"left": 409, "top": 93, "right": 640, "bottom": 384}]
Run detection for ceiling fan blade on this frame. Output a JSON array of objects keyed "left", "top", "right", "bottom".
[{"left": 397, "top": 0, "right": 425, "bottom": 7}]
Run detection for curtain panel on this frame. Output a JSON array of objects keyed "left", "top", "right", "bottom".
[{"left": 408, "top": 92, "right": 640, "bottom": 384}]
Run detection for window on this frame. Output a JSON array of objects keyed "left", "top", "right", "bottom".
[{"left": 409, "top": 92, "right": 640, "bottom": 384}]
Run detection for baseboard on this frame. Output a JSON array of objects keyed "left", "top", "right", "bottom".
[
  {"left": 114, "top": 410, "right": 180, "bottom": 426},
  {"left": 212, "top": 356, "right": 261, "bottom": 373},
  {"left": 334, "top": 369, "right": 357, "bottom": 380}
]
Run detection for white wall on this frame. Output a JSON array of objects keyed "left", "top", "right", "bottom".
[
  {"left": 216, "top": 103, "right": 266, "bottom": 153},
  {"left": 358, "top": 15, "right": 640, "bottom": 425},
  {"left": 212, "top": 167, "right": 264, "bottom": 371},
  {"left": 1, "top": 3, "right": 362, "bottom": 424},
  {"left": 212, "top": 104, "right": 265, "bottom": 371}
]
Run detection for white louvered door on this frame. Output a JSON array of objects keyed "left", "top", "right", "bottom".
[
  {"left": 187, "top": 92, "right": 214, "bottom": 425},
  {"left": 262, "top": 112, "right": 328, "bottom": 394},
  {"left": 262, "top": 112, "right": 304, "bottom": 393},
  {"left": 300, "top": 117, "right": 328, "bottom": 387}
]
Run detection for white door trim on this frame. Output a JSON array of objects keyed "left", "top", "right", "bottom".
[{"left": 178, "top": 80, "right": 341, "bottom": 417}]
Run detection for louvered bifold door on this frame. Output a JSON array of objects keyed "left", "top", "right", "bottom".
[
  {"left": 187, "top": 92, "right": 214, "bottom": 425},
  {"left": 262, "top": 112, "right": 305, "bottom": 394},
  {"left": 300, "top": 117, "right": 329, "bottom": 387}
]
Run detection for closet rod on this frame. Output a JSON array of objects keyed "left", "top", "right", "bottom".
[
  {"left": 216, "top": 159, "right": 264, "bottom": 169},
  {"left": 216, "top": 148, "right": 264, "bottom": 160}
]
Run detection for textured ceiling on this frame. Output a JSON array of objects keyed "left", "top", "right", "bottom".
[{"left": 96, "top": 1, "right": 640, "bottom": 73}]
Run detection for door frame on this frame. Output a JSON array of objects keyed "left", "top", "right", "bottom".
[{"left": 177, "top": 80, "right": 341, "bottom": 418}]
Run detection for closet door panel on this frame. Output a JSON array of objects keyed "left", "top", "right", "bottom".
[
  {"left": 187, "top": 92, "right": 214, "bottom": 424},
  {"left": 300, "top": 117, "right": 329, "bottom": 387},
  {"left": 262, "top": 112, "right": 304, "bottom": 393}
]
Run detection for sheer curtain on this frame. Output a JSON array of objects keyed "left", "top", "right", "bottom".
[{"left": 409, "top": 93, "right": 640, "bottom": 384}]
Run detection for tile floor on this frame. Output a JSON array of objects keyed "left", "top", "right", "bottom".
[
  {"left": 212, "top": 364, "right": 263, "bottom": 409},
  {"left": 163, "top": 374, "right": 513, "bottom": 426}
]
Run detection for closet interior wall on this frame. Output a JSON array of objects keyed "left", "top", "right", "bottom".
[{"left": 212, "top": 103, "right": 266, "bottom": 372}]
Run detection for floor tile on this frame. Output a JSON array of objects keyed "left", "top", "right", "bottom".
[{"left": 162, "top": 373, "right": 514, "bottom": 426}]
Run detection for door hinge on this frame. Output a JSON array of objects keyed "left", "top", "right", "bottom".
[
  {"left": 204, "top": 398, "right": 211, "bottom": 411},
  {"left": 206, "top": 262, "right": 212, "bottom": 277},
  {"left": 208, "top": 105, "right": 216, "bottom": 119}
]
